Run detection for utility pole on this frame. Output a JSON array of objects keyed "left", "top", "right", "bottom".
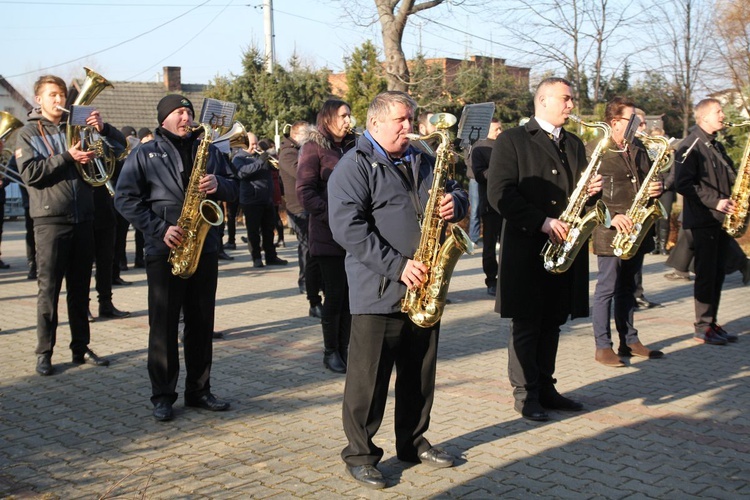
[{"left": 263, "top": 0, "right": 275, "bottom": 74}]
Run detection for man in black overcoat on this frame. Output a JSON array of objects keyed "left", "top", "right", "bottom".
[{"left": 486, "top": 77, "right": 603, "bottom": 421}]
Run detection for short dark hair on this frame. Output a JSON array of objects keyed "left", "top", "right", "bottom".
[
  {"left": 33, "top": 75, "right": 66, "bottom": 97},
  {"left": 604, "top": 96, "right": 636, "bottom": 123},
  {"left": 535, "top": 77, "right": 572, "bottom": 98}
]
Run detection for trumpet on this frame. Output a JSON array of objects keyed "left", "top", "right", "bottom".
[{"left": 254, "top": 148, "right": 279, "bottom": 168}]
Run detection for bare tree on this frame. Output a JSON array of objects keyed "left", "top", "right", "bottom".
[
  {"left": 713, "top": 0, "right": 750, "bottom": 115},
  {"left": 642, "top": 0, "right": 715, "bottom": 136}
]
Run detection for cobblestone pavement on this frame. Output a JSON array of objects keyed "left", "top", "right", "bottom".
[{"left": 0, "top": 219, "right": 748, "bottom": 499}]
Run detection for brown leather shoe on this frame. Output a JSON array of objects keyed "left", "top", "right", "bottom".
[
  {"left": 595, "top": 348, "right": 625, "bottom": 367},
  {"left": 624, "top": 341, "right": 664, "bottom": 359}
]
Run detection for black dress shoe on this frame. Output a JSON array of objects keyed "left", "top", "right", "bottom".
[
  {"left": 27, "top": 262, "right": 37, "bottom": 280},
  {"left": 153, "top": 402, "right": 174, "bottom": 421},
  {"left": 185, "top": 393, "right": 230, "bottom": 411},
  {"left": 309, "top": 303, "right": 323, "bottom": 318},
  {"left": 72, "top": 349, "right": 110, "bottom": 366},
  {"left": 418, "top": 447, "right": 455, "bottom": 468},
  {"left": 266, "top": 257, "right": 288, "bottom": 266},
  {"left": 241, "top": 236, "right": 248, "bottom": 243},
  {"left": 635, "top": 296, "right": 660, "bottom": 309},
  {"left": 119, "top": 262, "right": 128, "bottom": 272},
  {"left": 345, "top": 465, "right": 386, "bottom": 489},
  {"left": 487, "top": 285, "right": 497, "bottom": 296},
  {"left": 134, "top": 260, "right": 145, "bottom": 269},
  {"left": 323, "top": 350, "right": 347, "bottom": 373},
  {"left": 36, "top": 354, "right": 54, "bottom": 376},
  {"left": 212, "top": 331, "right": 224, "bottom": 339},
  {"left": 0, "top": 259, "right": 9, "bottom": 269},
  {"left": 514, "top": 400, "right": 549, "bottom": 421},
  {"left": 224, "top": 242, "right": 236, "bottom": 250},
  {"left": 112, "top": 276, "right": 132, "bottom": 286},
  {"left": 99, "top": 304, "right": 131, "bottom": 319},
  {"left": 540, "top": 391, "right": 583, "bottom": 411},
  {"left": 253, "top": 258, "right": 265, "bottom": 268},
  {"left": 218, "top": 250, "right": 234, "bottom": 261}
]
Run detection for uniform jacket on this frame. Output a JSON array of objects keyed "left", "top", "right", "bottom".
[
  {"left": 589, "top": 139, "right": 656, "bottom": 256},
  {"left": 115, "top": 127, "right": 238, "bottom": 257},
  {"left": 296, "top": 127, "right": 356, "bottom": 257},
  {"left": 232, "top": 148, "right": 273, "bottom": 206},
  {"left": 328, "top": 132, "right": 468, "bottom": 315},
  {"left": 470, "top": 137, "right": 496, "bottom": 215},
  {"left": 277, "top": 135, "right": 303, "bottom": 214},
  {"left": 674, "top": 125, "right": 735, "bottom": 229},
  {"left": 486, "top": 117, "right": 594, "bottom": 319},
  {"left": 16, "top": 109, "right": 125, "bottom": 225}
]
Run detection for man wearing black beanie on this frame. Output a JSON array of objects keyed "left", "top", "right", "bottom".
[{"left": 115, "top": 94, "right": 238, "bottom": 422}]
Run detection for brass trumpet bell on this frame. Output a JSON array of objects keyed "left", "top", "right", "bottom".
[
  {"left": 0, "top": 111, "right": 23, "bottom": 142},
  {"left": 213, "top": 121, "right": 249, "bottom": 149}
]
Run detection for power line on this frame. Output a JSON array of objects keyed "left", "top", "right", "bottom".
[{"left": 4, "top": 0, "right": 212, "bottom": 78}]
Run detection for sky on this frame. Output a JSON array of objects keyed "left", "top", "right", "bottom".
[{"left": 1, "top": 0, "right": 523, "bottom": 103}]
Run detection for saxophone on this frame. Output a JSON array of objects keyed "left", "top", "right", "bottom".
[
  {"left": 168, "top": 123, "right": 225, "bottom": 278},
  {"left": 400, "top": 113, "right": 473, "bottom": 328},
  {"left": 611, "top": 133, "right": 671, "bottom": 259},
  {"left": 541, "top": 115, "right": 611, "bottom": 274},
  {"left": 722, "top": 120, "right": 750, "bottom": 238}
]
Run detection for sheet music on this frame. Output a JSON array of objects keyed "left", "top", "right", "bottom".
[
  {"left": 68, "top": 105, "right": 96, "bottom": 126},
  {"left": 199, "top": 99, "right": 237, "bottom": 130},
  {"left": 456, "top": 102, "right": 496, "bottom": 147}
]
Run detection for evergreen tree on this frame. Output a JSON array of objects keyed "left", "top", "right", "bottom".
[{"left": 344, "top": 41, "right": 387, "bottom": 126}]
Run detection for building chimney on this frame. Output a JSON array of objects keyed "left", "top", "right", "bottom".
[{"left": 163, "top": 66, "right": 182, "bottom": 92}]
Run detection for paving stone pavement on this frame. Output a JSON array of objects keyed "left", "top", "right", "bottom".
[{"left": 0, "top": 218, "right": 748, "bottom": 499}]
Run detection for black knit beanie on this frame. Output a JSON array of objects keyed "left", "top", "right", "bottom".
[{"left": 157, "top": 94, "right": 194, "bottom": 126}]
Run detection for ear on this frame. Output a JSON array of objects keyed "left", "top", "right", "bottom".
[{"left": 35, "top": 95, "right": 42, "bottom": 106}]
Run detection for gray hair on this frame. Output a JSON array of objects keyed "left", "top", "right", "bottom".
[{"left": 366, "top": 91, "right": 418, "bottom": 127}]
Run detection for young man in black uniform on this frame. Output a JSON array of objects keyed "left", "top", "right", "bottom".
[
  {"left": 16, "top": 74, "right": 120, "bottom": 376},
  {"left": 115, "top": 95, "right": 238, "bottom": 421}
]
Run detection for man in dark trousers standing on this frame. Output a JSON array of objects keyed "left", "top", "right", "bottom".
[
  {"left": 16, "top": 74, "right": 119, "bottom": 376},
  {"left": 329, "top": 91, "right": 468, "bottom": 489},
  {"left": 486, "top": 77, "right": 603, "bottom": 421},
  {"left": 470, "top": 117, "right": 503, "bottom": 296},
  {"left": 674, "top": 98, "right": 739, "bottom": 345},
  {"left": 115, "top": 95, "right": 238, "bottom": 421}
]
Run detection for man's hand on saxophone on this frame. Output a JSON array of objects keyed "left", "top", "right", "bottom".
[
  {"left": 610, "top": 214, "right": 634, "bottom": 234},
  {"left": 542, "top": 218, "right": 569, "bottom": 245},
  {"left": 438, "top": 193, "right": 455, "bottom": 220},
  {"left": 716, "top": 198, "right": 736, "bottom": 215},
  {"left": 401, "top": 259, "right": 428, "bottom": 290},
  {"left": 164, "top": 226, "right": 185, "bottom": 249},
  {"left": 586, "top": 173, "right": 604, "bottom": 196},
  {"left": 199, "top": 173, "right": 218, "bottom": 194},
  {"left": 647, "top": 180, "right": 663, "bottom": 198}
]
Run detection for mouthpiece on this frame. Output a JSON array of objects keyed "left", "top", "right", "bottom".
[{"left": 56, "top": 105, "right": 70, "bottom": 113}]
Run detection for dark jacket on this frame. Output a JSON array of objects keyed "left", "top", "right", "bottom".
[
  {"left": 588, "top": 140, "right": 656, "bottom": 256},
  {"left": 114, "top": 127, "right": 238, "bottom": 257},
  {"left": 470, "top": 137, "right": 496, "bottom": 215},
  {"left": 486, "top": 117, "right": 593, "bottom": 319},
  {"left": 16, "top": 109, "right": 125, "bottom": 225},
  {"left": 328, "top": 132, "right": 469, "bottom": 314},
  {"left": 675, "top": 125, "right": 735, "bottom": 229},
  {"left": 296, "top": 127, "right": 356, "bottom": 257},
  {"left": 232, "top": 148, "right": 273, "bottom": 206},
  {"left": 277, "top": 135, "right": 303, "bottom": 214}
]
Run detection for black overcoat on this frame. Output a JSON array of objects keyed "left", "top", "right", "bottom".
[{"left": 486, "top": 117, "right": 592, "bottom": 319}]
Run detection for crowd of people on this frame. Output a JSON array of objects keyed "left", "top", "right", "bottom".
[{"left": 1, "top": 73, "right": 748, "bottom": 490}]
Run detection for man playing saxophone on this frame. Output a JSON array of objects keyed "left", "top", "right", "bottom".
[
  {"left": 589, "top": 97, "right": 664, "bottom": 367},
  {"left": 487, "top": 77, "right": 603, "bottom": 422},
  {"left": 16, "top": 74, "right": 124, "bottom": 376},
  {"left": 115, "top": 95, "right": 238, "bottom": 421},
  {"left": 328, "top": 91, "right": 468, "bottom": 489},
  {"left": 674, "top": 98, "right": 738, "bottom": 345}
]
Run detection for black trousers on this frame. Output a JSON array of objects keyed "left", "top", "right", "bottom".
[
  {"left": 93, "top": 223, "right": 115, "bottom": 306},
  {"left": 113, "top": 211, "right": 129, "bottom": 275},
  {"left": 317, "top": 255, "right": 350, "bottom": 354},
  {"left": 24, "top": 207, "right": 36, "bottom": 266},
  {"left": 692, "top": 226, "right": 730, "bottom": 331},
  {"left": 134, "top": 229, "right": 144, "bottom": 265},
  {"left": 34, "top": 222, "right": 94, "bottom": 356},
  {"left": 341, "top": 313, "right": 439, "bottom": 467},
  {"left": 287, "top": 210, "right": 323, "bottom": 304},
  {"left": 242, "top": 203, "right": 277, "bottom": 261},
  {"left": 145, "top": 252, "right": 218, "bottom": 405},
  {"left": 481, "top": 210, "right": 503, "bottom": 287},
  {"left": 225, "top": 201, "right": 239, "bottom": 244},
  {"left": 508, "top": 312, "right": 568, "bottom": 403},
  {"left": 668, "top": 227, "right": 746, "bottom": 275}
]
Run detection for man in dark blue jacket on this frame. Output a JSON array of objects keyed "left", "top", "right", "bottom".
[
  {"left": 115, "top": 95, "right": 238, "bottom": 421},
  {"left": 329, "top": 91, "right": 468, "bottom": 489}
]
